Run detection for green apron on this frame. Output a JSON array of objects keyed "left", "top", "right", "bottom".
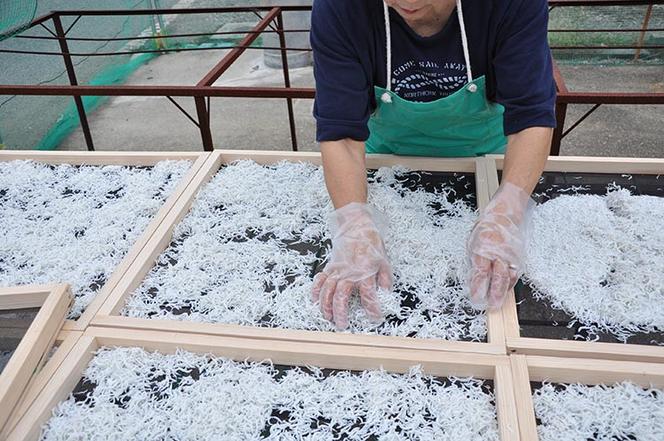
[{"left": 366, "top": 1, "right": 507, "bottom": 157}]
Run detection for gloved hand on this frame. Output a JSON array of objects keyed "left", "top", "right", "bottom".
[
  {"left": 467, "top": 182, "right": 534, "bottom": 309},
  {"left": 312, "top": 202, "right": 393, "bottom": 330}
]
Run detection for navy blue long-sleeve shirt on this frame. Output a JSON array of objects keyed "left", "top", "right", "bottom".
[{"left": 311, "top": 0, "right": 557, "bottom": 143}]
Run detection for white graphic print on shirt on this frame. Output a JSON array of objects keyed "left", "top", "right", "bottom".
[{"left": 392, "top": 60, "right": 467, "bottom": 102}]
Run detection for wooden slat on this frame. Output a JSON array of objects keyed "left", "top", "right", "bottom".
[
  {"left": 494, "top": 363, "right": 521, "bottom": 441},
  {"left": 0, "top": 286, "right": 53, "bottom": 311},
  {"left": 508, "top": 337, "right": 664, "bottom": 364},
  {"left": 487, "top": 154, "right": 664, "bottom": 175},
  {"left": 510, "top": 355, "right": 539, "bottom": 441},
  {"left": 527, "top": 355, "right": 664, "bottom": 388},
  {"left": 0, "top": 150, "right": 202, "bottom": 166},
  {"left": 86, "top": 327, "right": 504, "bottom": 377},
  {"left": 502, "top": 292, "right": 521, "bottom": 340},
  {"left": 90, "top": 315, "right": 504, "bottom": 355},
  {"left": 216, "top": 150, "right": 478, "bottom": 173}
]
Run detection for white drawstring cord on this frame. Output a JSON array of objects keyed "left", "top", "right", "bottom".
[{"left": 381, "top": 1, "right": 393, "bottom": 103}]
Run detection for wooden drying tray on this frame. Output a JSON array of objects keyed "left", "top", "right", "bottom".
[
  {"left": 8, "top": 326, "right": 519, "bottom": 441},
  {"left": 510, "top": 354, "right": 664, "bottom": 441},
  {"left": 90, "top": 150, "right": 506, "bottom": 356},
  {"left": 0, "top": 150, "right": 211, "bottom": 331},
  {"left": 485, "top": 154, "right": 664, "bottom": 363}
]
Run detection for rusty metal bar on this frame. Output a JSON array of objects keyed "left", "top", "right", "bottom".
[
  {"left": 551, "top": 61, "right": 568, "bottom": 156},
  {"left": 548, "top": 0, "right": 664, "bottom": 5},
  {"left": 15, "top": 28, "right": 311, "bottom": 42},
  {"left": 552, "top": 61, "right": 569, "bottom": 94},
  {"left": 556, "top": 93, "right": 664, "bottom": 104},
  {"left": 634, "top": 4, "right": 654, "bottom": 60},
  {"left": 551, "top": 44, "right": 664, "bottom": 49},
  {"left": 0, "top": 84, "right": 316, "bottom": 98},
  {"left": 551, "top": 101, "right": 568, "bottom": 156},
  {"left": 6, "top": 83, "right": 661, "bottom": 105},
  {"left": 63, "top": 15, "right": 83, "bottom": 36},
  {"left": 198, "top": 7, "right": 281, "bottom": 87},
  {"left": 194, "top": 97, "right": 213, "bottom": 151},
  {"left": 549, "top": 27, "right": 664, "bottom": 32},
  {"left": 25, "top": 11, "right": 57, "bottom": 28},
  {"left": 0, "top": 45, "right": 313, "bottom": 57},
  {"left": 54, "top": 6, "right": 311, "bottom": 16},
  {"left": 38, "top": 23, "right": 58, "bottom": 39},
  {"left": 52, "top": 14, "right": 95, "bottom": 151},
  {"left": 277, "top": 11, "right": 298, "bottom": 152},
  {"left": 562, "top": 104, "right": 602, "bottom": 138},
  {"left": 165, "top": 96, "right": 199, "bottom": 128}
]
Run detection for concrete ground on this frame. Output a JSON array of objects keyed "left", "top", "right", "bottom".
[{"left": 58, "top": 50, "right": 664, "bottom": 157}]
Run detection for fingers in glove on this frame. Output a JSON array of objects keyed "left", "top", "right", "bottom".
[
  {"left": 332, "top": 280, "right": 354, "bottom": 330},
  {"left": 359, "top": 277, "right": 383, "bottom": 323},
  {"left": 488, "top": 260, "right": 510, "bottom": 309},
  {"left": 469, "top": 255, "right": 492, "bottom": 308},
  {"left": 377, "top": 262, "right": 393, "bottom": 293},
  {"left": 311, "top": 272, "right": 328, "bottom": 303},
  {"left": 319, "top": 276, "right": 338, "bottom": 321},
  {"left": 508, "top": 265, "right": 519, "bottom": 293}
]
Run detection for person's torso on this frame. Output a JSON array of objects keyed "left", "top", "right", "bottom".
[
  {"left": 388, "top": 8, "right": 467, "bottom": 102},
  {"left": 360, "top": 0, "right": 499, "bottom": 109}
]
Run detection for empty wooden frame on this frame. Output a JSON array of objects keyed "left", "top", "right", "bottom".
[
  {"left": 8, "top": 326, "right": 519, "bottom": 441},
  {"left": 510, "top": 354, "right": 664, "bottom": 441},
  {"left": 485, "top": 154, "right": 664, "bottom": 363},
  {"left": 90, "top": 150, "right": 506, "bottom": 355},
  {"left": 0, "top": 284, "right": 72, "bottom": 433},
  {"left": 0, "top": 150, "right": 210, "bottom": 331}
]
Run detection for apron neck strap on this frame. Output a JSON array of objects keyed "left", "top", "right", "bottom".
[
  {"left": 456, "top": 0, "right": 473, "bottom": 83},
  {"left": 382, "top": 0, "right": 473, "bottom": 95},
  {"left": 383, "top": 2, "right": 393, "bottom": 93}
]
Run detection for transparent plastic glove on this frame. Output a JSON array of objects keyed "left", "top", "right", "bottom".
[
  {"left": 467, "top": 182, "right": 535, "bottom": 309},
  {"left": 312, "top": 202, "right": 393, "bottom": 330}
]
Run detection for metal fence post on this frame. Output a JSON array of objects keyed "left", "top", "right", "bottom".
[{"left": 52, "top": 14, "right": 95, "bottom": 151}]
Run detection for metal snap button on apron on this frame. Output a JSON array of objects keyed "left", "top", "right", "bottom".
[{"left": 467, "top": 83, "right": 478, "bottom": 93}]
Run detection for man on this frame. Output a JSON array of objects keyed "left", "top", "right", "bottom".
[{"left": 310, "top": 0, "right": 555, "bottom": 330}]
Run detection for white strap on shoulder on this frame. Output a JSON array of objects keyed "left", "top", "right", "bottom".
[
  {"left": 382, "top": 2, "right": 393, "bottom": 103},
  {"left": 456, "top": 0, "right": 474, "bottom": 83}
]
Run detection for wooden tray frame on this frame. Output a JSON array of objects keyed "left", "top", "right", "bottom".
[
  {"left": 8, "top": 326, "right": 519, "bottom": 441},
  {"left": 0, "top": 284, "right": 72, "bottom": 432},
  {"left": 90, "top": 150, "right": 506, "bottom": 356},
  {"left": 0, "top": 150, "right": 211, "bottom": 331},
  {"left": 510, "top": 354, "right": 664, "bottom": 441},
  {"left": 485, "top": 154, "right": 664, "bottom": 363}
]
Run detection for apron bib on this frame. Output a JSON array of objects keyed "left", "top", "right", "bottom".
[{"left": 366, "top": 0, "right": 507, "bottom": 157}]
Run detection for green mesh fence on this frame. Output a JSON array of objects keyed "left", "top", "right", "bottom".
[{"left": 0, "top": 0, "right": 38, "bottom": 40}]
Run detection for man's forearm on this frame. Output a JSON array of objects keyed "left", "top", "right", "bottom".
[
  {"left": 502, "top": 126, "right": 553, "bottom": 195},
  {"left": 320, "top": 139, "right": 368, "bottom": 208}
]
